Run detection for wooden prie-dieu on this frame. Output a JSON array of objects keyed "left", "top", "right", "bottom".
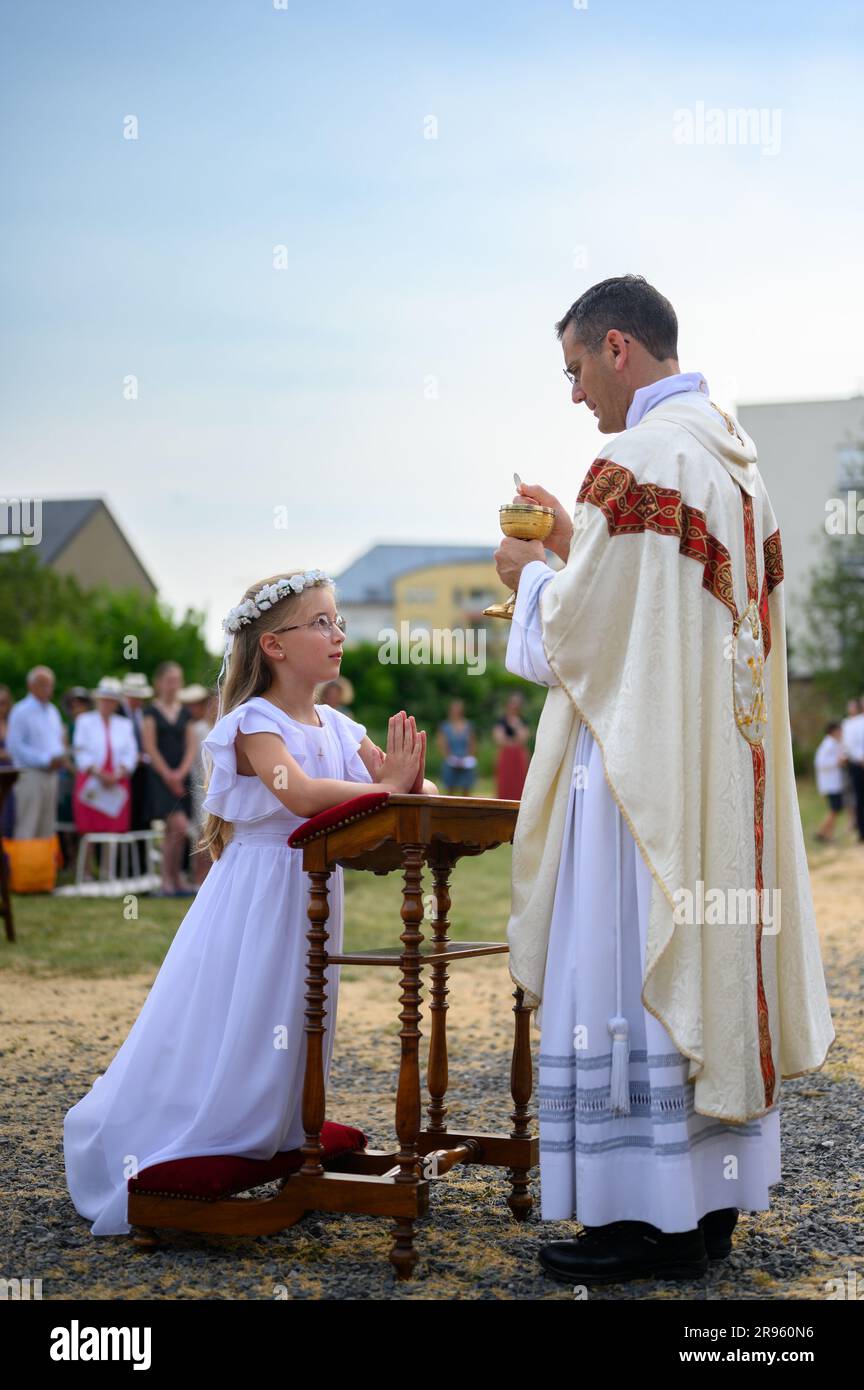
[{"left": 127, "top": 791, "right": 539, "bottom": 1279}]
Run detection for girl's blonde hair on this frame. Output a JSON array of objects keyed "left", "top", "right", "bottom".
[{"left": 199, "top": 571, "right": 335, "bottom": 861}]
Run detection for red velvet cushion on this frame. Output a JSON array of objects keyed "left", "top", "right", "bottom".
[
  {"left": 128, "top": 1120, "right": 367, "bottom": 1200},
  {"left": 287, "top": 790, "right": 390, "bottom": 847}
]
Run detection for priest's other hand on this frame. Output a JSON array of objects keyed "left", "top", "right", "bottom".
[
  {"left": 513, "top": 481, "right": 574, "bottom": 563},
  {"left": 494, "top": 535, "right": 548, "bottom": 590}
]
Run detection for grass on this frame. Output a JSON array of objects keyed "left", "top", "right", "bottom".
[
  {"left": 0, "top": 774, "right": 848, "bottom": 982},
  {"left": 1, "top": 777, "right": 513, "bottom": 981}
]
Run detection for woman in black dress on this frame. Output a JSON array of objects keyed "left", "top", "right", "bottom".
[{"left": 141, "top": 662, "right": 197, "bottom": 896}]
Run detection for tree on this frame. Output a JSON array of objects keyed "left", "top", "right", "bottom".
[
  {"left": 797, "top": 522, "right": 864, "bottom": 705},
  {"left": 0, "top": 548, "right": 216, "bottom": 697}
]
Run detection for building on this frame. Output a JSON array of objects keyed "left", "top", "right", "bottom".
[
  {"left": 334, "top": 542, "right": 560, "bottom": 660},
  {"left": 738, "top": 395, "right": 864, "bottom": 677},
  {"left": 1, "top": 497, "right": 157, "bottom": 597}
]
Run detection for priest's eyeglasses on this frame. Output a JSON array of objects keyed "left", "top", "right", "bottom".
[{"left": 273, "top": 614, "right": 347, "bottom": 638}]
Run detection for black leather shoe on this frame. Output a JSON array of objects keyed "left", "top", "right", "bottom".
[
  {"left": 539, "top": 1220, "right": 709, "bottom": 1284},
  {"left": 698, "top": 1207, "right": 739, "bottom": 1259}
]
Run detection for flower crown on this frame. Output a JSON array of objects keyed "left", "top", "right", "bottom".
[{"left": 222, "top": 570, "right": 334, "bottom": 637}]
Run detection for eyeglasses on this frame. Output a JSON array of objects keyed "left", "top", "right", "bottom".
[
  {"left": 273, "top": 613, "right": 347, "bottom": 638},
  {"left": 563, "top": 333, "right": 626, "bottom": 385}
]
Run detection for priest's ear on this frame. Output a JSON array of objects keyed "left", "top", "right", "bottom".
[{"left": 605, "top": 329, "right": 632, "bottom": 370}]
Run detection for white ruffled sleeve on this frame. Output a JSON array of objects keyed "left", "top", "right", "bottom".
[
  {"left": 201, "top": 702, "right": 308, "bottom": 823},
  {"left": 320, "top": 707, "right": 374, "bottom": 785}
]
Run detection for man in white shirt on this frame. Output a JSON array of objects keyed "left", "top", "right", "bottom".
[
  {"left": 6, "top": 666, "right": 69, "bottom": 838},
  {"left": 841, "top": 699, "right": 864, "bottom": 841}
]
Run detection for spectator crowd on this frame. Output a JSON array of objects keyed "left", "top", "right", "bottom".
[
  {"left": 0, "top": 664, "right": 217, "bottom": 896},
  {"left": 0, "top": 667, "right": 541, "bottom": 895},
  {"left": 813, "top": 696, "right": 864, "bottom": 845}
]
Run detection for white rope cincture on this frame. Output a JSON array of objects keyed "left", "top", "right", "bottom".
[{"left": 607, "top": 805, "right": 631, "bottom": 1115}]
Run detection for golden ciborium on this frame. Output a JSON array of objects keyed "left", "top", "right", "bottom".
[{"left": 483, "top": 501, "right": 556, "bottom": 620}]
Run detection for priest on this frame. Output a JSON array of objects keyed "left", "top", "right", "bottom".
[{"left": 494, "top": 274, "right": 835, "bottom": 1285}]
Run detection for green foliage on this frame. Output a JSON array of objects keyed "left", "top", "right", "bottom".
[
  {"left": 0, "top": 548, "right": 215, "bottom": 697},
  {"left": 798, "top": 530, "right": 864, "bottom": 706},
  {"left": 0, "top": 550, "right": 548, "bottom": 772},
  {"left": 339, "top": 639, "right": 547, "bottom": 776},
  {"left": 1, "top": 774, "right": 830, "bottom": 983}
]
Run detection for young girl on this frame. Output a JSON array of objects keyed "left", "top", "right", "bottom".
[{"left": 64, "top": 568, "right": 435, "bottom": 1235}]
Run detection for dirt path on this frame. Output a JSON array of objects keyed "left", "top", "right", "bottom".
[{"left": 1, "top": 846, "right": 862, "bottom": 1300}]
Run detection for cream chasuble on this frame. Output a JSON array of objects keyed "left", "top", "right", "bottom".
[
  {"left": 507, "top": 388, "right": 835, "bottom": 1127},
  {"left": 507, "top": 564, "right": 781, "bottom": 1229}
]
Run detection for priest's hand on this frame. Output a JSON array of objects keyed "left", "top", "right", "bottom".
[
  {"left": 494, "top": 535, "right": 548, "bottom": 591},
  {"left": 513, "top": 481, "right": 574, "bottom": 563}
]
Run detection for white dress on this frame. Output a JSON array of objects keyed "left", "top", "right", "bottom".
[
  {"left": 507, "top": 562, "right": 781, "bottom": 1232},
  {"left": 63, "top": 696, "right": 373, "bottom": 1236}
]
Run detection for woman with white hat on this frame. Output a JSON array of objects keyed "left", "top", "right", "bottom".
[{"left": 72, "top": 677, "right": 139, "bottom": 841}]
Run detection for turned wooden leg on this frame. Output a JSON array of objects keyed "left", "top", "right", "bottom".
[
  {"left": 301, "top": 866, "right": 331, "bottom": 1177},
  {"left": 507, "top": 985, "right": 533, "bottom": 1221},
  {"left": 426, "top": 851, "right": 454, "bottom": 1134},
  {"left": 390, "top": 844, "right": 425, "bottom": 1280}
]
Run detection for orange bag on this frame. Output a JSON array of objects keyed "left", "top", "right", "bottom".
[{"left": 1, "top": 835, "right": 62, "bottom": 893}]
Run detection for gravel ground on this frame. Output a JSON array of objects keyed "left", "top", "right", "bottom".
[{"left": 2, "top": 848, "right": 862, "bottom": 1302}]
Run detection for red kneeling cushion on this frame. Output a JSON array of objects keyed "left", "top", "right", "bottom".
[
  {"left": 287, "top": 790, "right": 391, "bottom": 847},
  {"left": 128, "top": 1121, "right": 367, "bottom": 1200}
]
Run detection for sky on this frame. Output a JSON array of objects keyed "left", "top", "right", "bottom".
[{"left": 2, "top": 0, "right": 863, "bottom": 651}]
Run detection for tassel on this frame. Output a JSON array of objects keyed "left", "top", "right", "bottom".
[
  {"left": 607, "top": 805, "right": 631, "bottom": 1115},
  {"left": 608, "top": 1015, "right": 631, "bottom": 1114}
]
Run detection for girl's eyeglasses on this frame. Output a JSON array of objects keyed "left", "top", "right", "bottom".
[{"left": 273, "top": 614, "right": 347, "bottom": 638}]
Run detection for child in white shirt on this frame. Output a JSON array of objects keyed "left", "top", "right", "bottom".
[{"left": 814, "top": 721, "right": 847, "bottom": 843}]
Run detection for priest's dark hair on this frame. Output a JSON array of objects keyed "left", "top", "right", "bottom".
[{"left": 555, "top": 274, "right": 678, "bottom": 361}]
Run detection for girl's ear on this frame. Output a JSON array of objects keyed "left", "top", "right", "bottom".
[{"left": 259, "top": 631, "right": 284, "bottom": 661}]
